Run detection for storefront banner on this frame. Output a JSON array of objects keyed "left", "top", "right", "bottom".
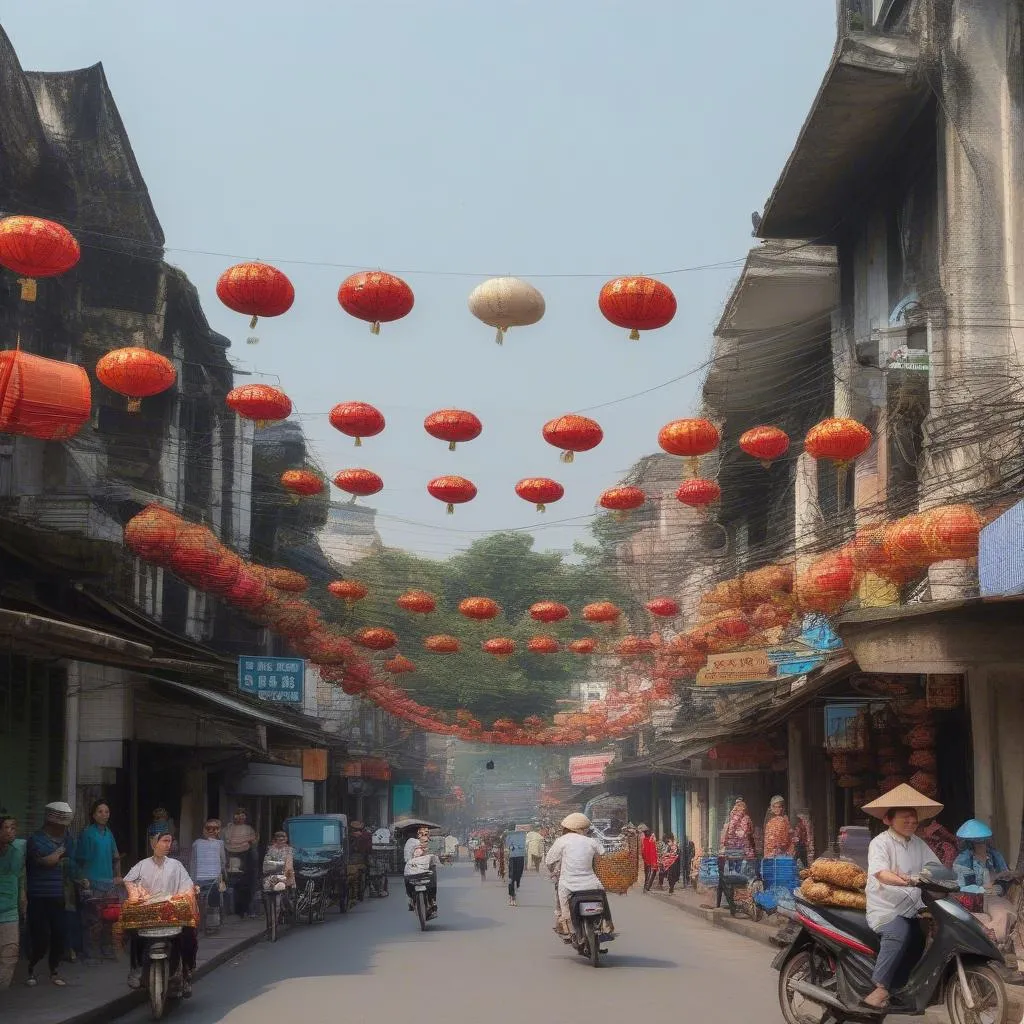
[
  {"left": 568, "top": 752, "right": 615, "bottom": 786},
  {"left": 695, "top": 649, "right": 777, "bottom": 686}
]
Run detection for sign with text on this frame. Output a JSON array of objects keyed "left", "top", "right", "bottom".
[
  {"left": 695, "top": 649, "right": 777, "bottom": 686},
  {"left": 238, "top": 657, "right": 305, "bottom": 704}
]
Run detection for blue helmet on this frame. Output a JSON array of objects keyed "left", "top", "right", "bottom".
[{"left": 956, "top": 818, "right": 993, "bottom": 841}]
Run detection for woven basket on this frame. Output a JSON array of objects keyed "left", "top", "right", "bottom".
[{"left": 594, "top": 830, "right": 639, "bottom": 895}]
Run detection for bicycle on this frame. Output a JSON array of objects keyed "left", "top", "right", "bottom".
[{"left": 263, "top": 886, "right": 296, "bottom": 943}]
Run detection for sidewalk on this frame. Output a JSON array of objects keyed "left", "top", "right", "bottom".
[{"left": 0, "top": 915, "right": 266, "bottom": 1024}]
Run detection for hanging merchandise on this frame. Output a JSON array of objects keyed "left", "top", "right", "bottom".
[
  {"left": 354, "top": 627, "right": 398, "bottom": 651},
  {"left": 337, "top": 270, "right": 414, "bottom": 335},
  {"left": 427, "top": 474, "right": 477, "bottom": 514},
  {"left": 392, "top": 589, "right": 435, "bottom": 615},
  {"left": 216, "top": 262, "right": 294, "bottom": 343},
  {"left": 920, "top": 506, "right": 982, "bottom": 562},
  {"left": 94, "top": 348, "right": 176, "bottom": 413},
  {"left": 738, "top": 425, "right": 790, "bottom": 468},
  {"left": 542, "top": 414, "right": 603, "bottom": 463},
  {"left": 279, "top": 469, "right": 324, "bottom": 498},
  {"left": 267, "top": 568, "right": 307, "bottom": 593},
  {"left": 598, "top": 276, "right": 677, "bottom": 340},
  {"left": 329, "top": 401, "right": 385, "bottom": 447},
  {"left": 568, "top": 638, "right": 596, "bottom": 654},
  {"left": 598, "top": 485, "right": 646, "bottom": 515},
  {"left": 424, "top": 409, "right": 482, "bottom": 451},
  {"left": 529, "top": 601, "right": 569, "bottom": 623},
  {"left": 804, "top": 418, "right": 872, "bottom": 465},
  {"left": 332, "top": 468, "right": 384, "bottom": 501},
  {"left": 795, "top": 551, "right": 858, "bottom": 615},
  {"left": 0, "top": 350, "right": 91, "bottom": 440},
  {"left": 459, "top": 597, "right": 501, "bottom": 621},
  {"left": 123, "top": 504, "right": 180, "bottom": 561},
  {"left": 658, "top": 418, "right": 720, "bottom": 475},
  {"left": 482, "top": 637, "right": 516, "bottom": 657},
  {"left": 384, "top": 655, "right": 416, "bottom": 675},
  {"left": 515, "top": 477, "right": 564, "bottom": 513},
  {"left": 645, "top": 597, "right": 679, "bottom": 618},
  {"left": 425, "top": 634, "right": 460, "bottom": 654},
  {"left": 676, "top": 478, "right": 721, "bottom": 508},
  {"left": 327, "top": 579, "right": 368, "bottom": 603},
  {"left": 467, "top": 276, "right": 545, "bottom": 344},
  {"left": 527, "top": 635, "right": 560, "bottom": 654},
  {"left": 225, "top": 384, "right": 292, "bottom": 427},
  {"left": 0, "top": 216, "right": 80, "bottom": 301}
]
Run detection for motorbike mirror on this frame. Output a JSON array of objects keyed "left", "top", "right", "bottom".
[{"left": 919, "top": 863, "right": 959, "bottom": 889}]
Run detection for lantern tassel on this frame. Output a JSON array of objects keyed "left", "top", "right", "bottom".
[
  {"left": 495, "top": 326, "right": 505, "bottom": 345},
  {"left": 446, "top": 503, "right": 455, "bottom": 515},
  {"left": 127, "top": 398, "right": 141, "bottom": 413},
  {"left": 448, "top": 441, "right": 457, "bottom": 452},
  {"left": 354, "top": 437, "right": 362, "bottom": 447},
  {"left": 629, "top": 328, "right": 640, "bottom": 341},
  {"left": 560, "top": 450, "right": 574, "bottom": 464},
  {"left": 348, "top": 495, "right": 358, "bottom": 505},
  {"left": 371, "top": 321, "right": 381, "bottom": 336},
  {"left": 687, "top": 456, "right": 699, "bottom": 478},
  {"left": 536, "top": 503, "right": 546, "bottom": 513},
  {"left": 17, "top": 278, "right": 37, "bottom": 302},
  {"left": 249, "top": 315, "right": 259, "bottom": 330}
]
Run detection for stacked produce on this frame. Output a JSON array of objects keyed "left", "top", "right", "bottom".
[
  {"left": 594, "top": 828, "right": 640, "bottom": 895},
  {"left": 117, "top": 892, "right": 198, "bottom": 932},
  {"left": 797, "top": 858, "right": 867, "bottom": 911}
]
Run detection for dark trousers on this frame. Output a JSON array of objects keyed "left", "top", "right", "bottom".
[
  {"left": 643, "top": 864, "right": 657, "bottom": 891},
  {"left": 507, "top": 856, "right": 525, "bottom": 898},
  {"left": 27, "top": 897, "right": 67, "bottom": 974},
  {"left": 230, "top": 849, "right": 256, "bottom": 917},
  {"left": 872, "top": 915, "right": 913, "bottom": 989}
]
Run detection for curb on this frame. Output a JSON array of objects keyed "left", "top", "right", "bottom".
[
  {"left": 648, "top": 889, "right": 778, "bottom": 947},
  {"left": 57, "top": 927, "right": 266, "bottom": 1024}
]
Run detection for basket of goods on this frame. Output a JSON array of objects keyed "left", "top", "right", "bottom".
[
  {"left": 594, "top": 829, "right": 639, "bottom": 895},
  {"left": 799, "top": 868, "right": 811, "bottom": 881},
  {"left": 798, "top": 858, "right": 868, "bottom": 911},
  {"left": 909, "top": 749, "right": 937, "bottom": 771},
  {"left": 909, "top": 771, "right": 939, "bottom": 798},
  {"left": 697, "top": 855, "right": 720, "bottom": 889},
  {"left": 809, "top": 858, "right": 868, "bottom": 891},
  {"left": 117, "top": 891, "right": 198, "bottom": 932},
  {"left": 905, "top": 724, "right": 937, "bottom": 750},
  {"left": 798, "top": 881, "right": 868, "bottom": 911}
]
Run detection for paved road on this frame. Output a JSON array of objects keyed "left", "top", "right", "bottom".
[{"left": 114, "top": 864, "right": 782, "bottom": 1023}]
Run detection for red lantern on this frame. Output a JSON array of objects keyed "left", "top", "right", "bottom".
[
  {"left": 881, "top": 516, "right": 931, "bottom": 574},
  {"left": 267, "top": 600, "right": 320, "bottom": 639},
  {"left": 94, "top": 347, "right": 176, "bottom": 413},
  {"left": 542, "top": 414, "right": 603, "bottom": 463},
  {"left": 338, "top": 271, "right": 414, "bottom": 335},
  {"left": 328, "top": 579, "right": 368, "bottom": 603},
  {"left": 355, "top": 627, "right": 398, "bottom": 651},
  {"left": 329, "top": 401, "right": 385, "bottom": 447},
  {"left": 280, "top": 469, "right": 324, "bottom": 498},
  {"left": 645, "top": 597, "right": 679, "bottom": 618},
  {"left": 739, "top": 425, "right": 790, "bottom": 468},
  {"left": 425, "top": 634, "right": 460, "bottom": 654},
  {"left": 599, "top": 486, "right": 645, "bottom": 514},
  {"left": 515, "top": 477, "right": 564, "bottom": 513},
  {"left": 267, "top": 568, "right": 307, "bottom": 593},
  {"left": 459, "top": 597, "right": 501, "bottom": 620},
  {"left": 714, "top": 612, "right": 751, "bottom": 641},
  {"left": 226, "top": 384, "right": 292, "bottom": 427},
  {"left": 598, "top": 276, "right": 677, "bottom": 340},
  {"left": 527, "top": 635, "right": 560, "bottom": 654},
  {"left": 0, "top": 216, "right": 80, "bottom": 301},
  {"left": 424, "top": 409, "right": 482, "bottom": 451},
  {"left": 582, "top": 601, "right": 620, "bottom": 624},
  {"left": 397, "top": 590, "right": 437, "bottom": 614},
  {"left": 568, "top": 638, "right": 596, "bottom": 654},
  {"left": 333, "top": 468, "right": 384, "bottom": 500},
  {"left": 804, "top": 418, "right": 872, "bottom": 465},
  {"left": 0, "top": 350, "right": 91, "bottom": 441},
  {"left": 676, "top": 478, "right": 721, "bottom": 508},
  {"left": 227, "top": 568, "right": 271, "bottom": 613},
  {"left": 427, "top": 475, "right": 477, "bottom": 514},
  {"left": 482, "top": 637, "right": 516, "bottom": 658},
  {"left": 659, "top": 419, "right": 720, "bottom": 474},
  {"left": 795, "top": 551, "right": 858, "bottom": 614},
  {"left": 384, "top": 655, "right": 416, "bottom": 675},
  {"left": 168, "top": 526, "right": 221, "bottom": 586},
  {"left": 123, "top": 505, "right": 180, "bottom": 563},
  {"left": 921, "top": 505, "right": 982, "bottom": 561},
  {"left": 617, "top": 635, "right": 654, "bottom": 658},
  {"left": 529, "top": 601, "right": 569, "bottom": 623},
  {"left": 216, "top": 262, "right": 294, "bottom": 339}
]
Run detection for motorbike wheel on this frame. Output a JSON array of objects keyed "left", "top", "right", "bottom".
[
  {"left": 416, "top": 891, "right": 428, "bottom": 931},
  {"left": 148, "top": 960, "right": 168, "bottom": 1020},
  {"left": 584, "top": 919, "right": 601, "bottom": 967},
  {"left": 945, "top": 963, "right": 1006, "bottom": 1024},
  {"left": 778, "top": 948, "right": 839, "bottom": 1024}
]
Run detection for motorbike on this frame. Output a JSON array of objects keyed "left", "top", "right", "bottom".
[
  {"left": 774, "top": 864, "right": 1007, "bottom": 1024},
  {"left": 135, "top": 925, "right": 185, "bottom": 1020},
  {"left": 562, "top": 889, "right": 615, "bottom": 968},
  {"left": 406, "top": 869, "right": 438, "bottom": 931}
]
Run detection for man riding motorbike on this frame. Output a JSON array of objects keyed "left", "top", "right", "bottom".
[
  {"left": 403, "top": 827, "right": 439, "bottom": 914},
  {"left": 544, "top": 813, "right": 613, "bottom": 941},
  {"left": 122, "top": 823, "right": 199, "bottom": 998}
]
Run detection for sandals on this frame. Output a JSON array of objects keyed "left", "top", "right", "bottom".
[{"left": 51, "top": 974, "right": 67, "bottom": 987}]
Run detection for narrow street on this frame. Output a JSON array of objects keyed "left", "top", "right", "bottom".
[{"left": 113, "top": 865, "right": 781, "bottom": 1023}]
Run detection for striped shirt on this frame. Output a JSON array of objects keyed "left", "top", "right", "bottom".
[{"left": 190, "top": 838, "right": 226, "bottom": 882}]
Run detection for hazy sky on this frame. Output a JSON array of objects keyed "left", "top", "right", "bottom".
[{"left": 4, "top": 2, "right": 836, "bottom": 558}]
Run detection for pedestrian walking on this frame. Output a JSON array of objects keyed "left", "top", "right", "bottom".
[
  {"left": 0, "top": 814, "right": 26, "bottom": 989},
  {"left": 525, "top": 825, "right": 544, "bottom": 872},
  {"left": 505, "top": 829, "right": 526, "bottom": 906},
  {"left": 75, "top": 799, "right": 122, "bottom": 964},
  {"left": 641, "top": 825, "right": 658, "bottom": 892},
  {"left": 223, "top": 808, "right": 258, "bottom": 918},
  {"left": 473, "top": 842, "right": 487, "bottom": 882},
  {"left": 26, "top": 801, "right": 76, "bottom": 987},
  {"left": 658, "top": 833, "right": 681, "bottom": 893},
  {"left": 189, "top": 819, "right": 227, "bottom": 928}
]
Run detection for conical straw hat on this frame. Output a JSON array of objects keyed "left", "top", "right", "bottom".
[{"left": 861, "top": 783, "right": 943, "bottom": 822}]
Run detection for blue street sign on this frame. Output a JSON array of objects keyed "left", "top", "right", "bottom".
[
  {"left": 799, "top": 615, "right": 844, "bottom": 652},
  {"left": 238, "top": 657, "right": 305, "bottom": 704}
]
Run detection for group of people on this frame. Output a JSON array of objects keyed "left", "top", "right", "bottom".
[
  {"left": 718, "top": 794, "right": 812, "bottom": 864},
  {"left": 640, "top": 827, "right": 686, "bottom": 894}
]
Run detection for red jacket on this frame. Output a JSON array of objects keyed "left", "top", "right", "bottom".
[{"left": 642, "top": 835, "right": 659, "bottom": 867}]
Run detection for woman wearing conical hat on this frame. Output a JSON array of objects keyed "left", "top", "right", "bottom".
[{"left": 860, "top": 784, "right": 943, "bottom": 1009}]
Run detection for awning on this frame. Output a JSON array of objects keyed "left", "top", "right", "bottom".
[
  {"left": 757, "top": 33, "right": 928, "bottom": 240},
  {"left": 0, "top": 608, "right": 154, "bottom": 666},
  {"left": 836, "top": 596, "right": 1024, "bottom": 673},
  {"left": 228, "top": 763, "right": 304, "bottom": 798}
]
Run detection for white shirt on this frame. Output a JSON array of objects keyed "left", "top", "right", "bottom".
[
  {"left": 545, "top": 833, "right": 604, "bottom": 892},
  {"left": 866, "top": 829, "right": 931, "bottom": 930},
  {"left": 444, "top": 836, "right": 459, "bottom": 855},
  {"left": 404, "top": 837, "right": 424, "bottom": 863},
  {"left": 124, "top": 856, "right": 194, "bottom": 900},
  {"left": 404, "top": 853, "right": 440, "bottom": 877}
]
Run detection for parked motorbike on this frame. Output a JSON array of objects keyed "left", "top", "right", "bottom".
[
  {"left": 135, "top": 925, "right": 185, "bottom": 1020},
  {"left": 774, "top": 864, "right": 1007, "bottom": 1024},
  {"left": 562, "top": 890, "right": 615, "bottom": 968},
  {"left": 406, "top": 869, "right": 437, "bottom": 931}
]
